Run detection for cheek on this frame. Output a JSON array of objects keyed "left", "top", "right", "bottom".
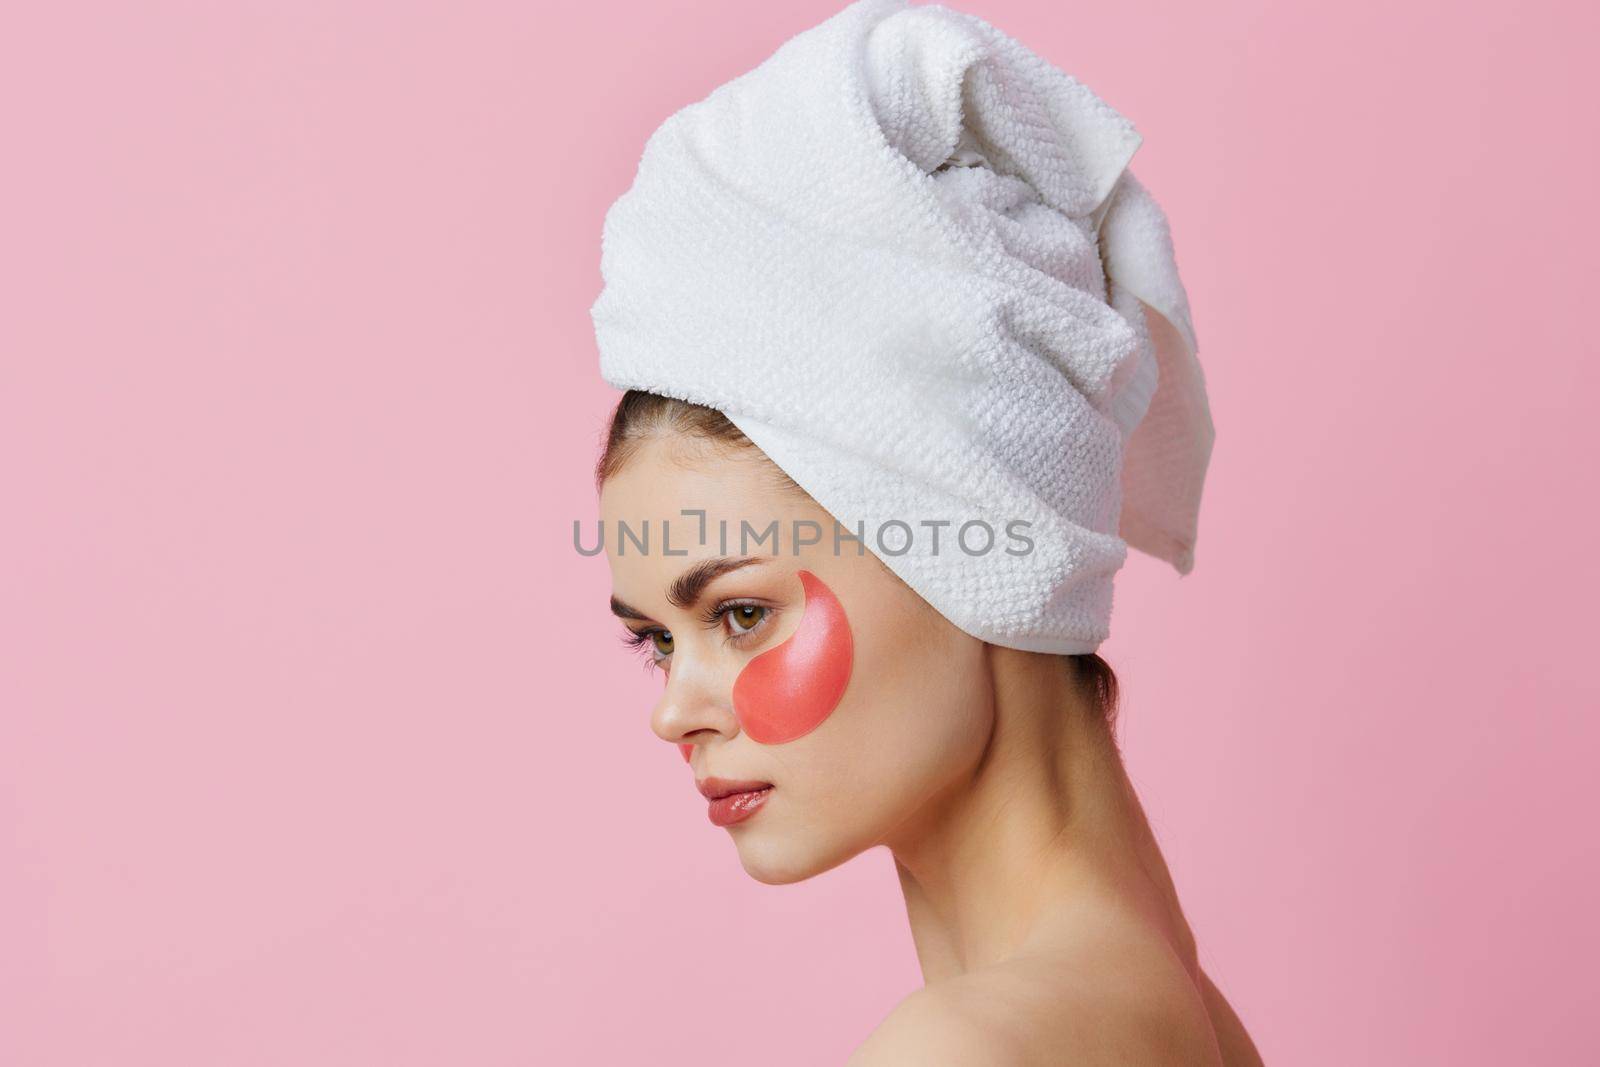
[{"left": 732, "top": 570, "right": 854, "bottom": 745}]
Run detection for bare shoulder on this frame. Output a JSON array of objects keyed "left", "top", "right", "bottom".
[
  {"left": 846, "top": 981, "right": 1029, "bottom": 1067},
  {"left": 848, "top": 951, "right": 1225, "bottom": 1067}
]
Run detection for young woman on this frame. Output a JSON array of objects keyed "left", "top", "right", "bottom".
[
  {"left": 595, "top": 393, "right": 1261, "bottom": 1065},
  {"left": 589, "top": 2, "right": 1260, "bottom": 1061}
]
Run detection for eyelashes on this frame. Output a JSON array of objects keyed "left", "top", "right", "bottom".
[
  {"left": 620, "top": 599, "right": 776, "bottom": 673},
  {"left": 618, "top": 628, "right": 666, "bottom": 673}
]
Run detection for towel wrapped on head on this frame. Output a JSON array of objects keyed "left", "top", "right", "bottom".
[{"left": 591, "top": 0, "right": 1214, "bottom": 654}]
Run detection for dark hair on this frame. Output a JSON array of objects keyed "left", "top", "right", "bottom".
[{"left": 596, "top": 389, "right": 1120, "bottom": 725}]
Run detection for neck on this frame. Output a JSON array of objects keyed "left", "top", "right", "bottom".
[{"left": 883, "top": 645, "right": 1199, "bottom": 985}]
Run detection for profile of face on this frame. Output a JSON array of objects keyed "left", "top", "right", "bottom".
[{"left": 601, "top": 434, "right": 995, "bottom": 884}]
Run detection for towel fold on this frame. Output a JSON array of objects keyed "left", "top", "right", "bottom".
[{"left": 591, "top": 0, "right": 1214, "bottom": 653}]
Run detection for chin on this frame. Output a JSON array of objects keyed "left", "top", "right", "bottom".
[{"left": 732, "top": 830, "right": 867, "bottom": 885}]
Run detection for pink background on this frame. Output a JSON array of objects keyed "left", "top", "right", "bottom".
[{"left": 4, "top": 1, "right": 1596, "bottom": 1063}]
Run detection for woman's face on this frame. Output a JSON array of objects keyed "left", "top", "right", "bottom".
[{"left": 600, "top": 435, "right": 994, "bottom": 884}]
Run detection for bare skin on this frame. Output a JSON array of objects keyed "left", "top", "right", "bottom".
[
  {"left": 600, "top": 434, "right": 1262, "bottom": 1066},
  {"left": 849, "top": 644, "right": 1263, "bottom": 1066}
]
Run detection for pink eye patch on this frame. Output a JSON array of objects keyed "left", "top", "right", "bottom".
[{"left": 731, "top": 569, "right": 854, "bottom": 745}]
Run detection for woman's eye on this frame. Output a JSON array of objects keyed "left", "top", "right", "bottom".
[
  {"left": 726, "top": 605, "right": 766, "bottom": 634},
  {"left": 651, "top": 630, "right": 674, "bottom": 657}
]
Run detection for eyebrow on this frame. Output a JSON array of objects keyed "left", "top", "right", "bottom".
[{"left": 609, "top": 556, "right": 771, "bottom": 621}]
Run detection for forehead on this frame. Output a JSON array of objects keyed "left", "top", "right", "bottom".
[
  {"left": 598, "top": 434, "right": 817, "bottom": 531},
  {"left": 598, "top": 434, "right": 837, "bottom": 605},
  {"left": 597, "top": 433, "right": 929, "bottom": 629}
]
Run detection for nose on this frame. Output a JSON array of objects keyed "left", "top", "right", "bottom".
[{"left": 650, "top": 650, "right": 739, "bottom": 748}]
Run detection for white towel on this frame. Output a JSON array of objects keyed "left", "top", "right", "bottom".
[{"left": 591, "top": 0, "right": 1213, "bottom": 654}]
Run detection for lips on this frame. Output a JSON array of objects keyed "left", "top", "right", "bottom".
[
  {"left": 696, "top": 777, "right": 774, "bottom": 827},
  {"left": 695, "top": 776, "right": 771, "bottom": 800}
]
